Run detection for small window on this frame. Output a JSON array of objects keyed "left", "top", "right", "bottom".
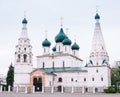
[
  {"left": 24, "top": 48, "right": 26, "bottom": 51},
  {"left": 17, "top": 54, "right": 21, "bottom": 62},
  {"left": 101, "top": 77, "right": 103, "bottom": 81},
  {"left": 53, "top": 61, "right": 54, "bottom": 68},
  {"left": 92, "top": 77, "right": 94, "bottom": 81},
  {"left": 58, "top": 77, "right": 62, "bottom": 82},
  {"left": 59, "top": 46, "right": 60, "bottom": 52},
  {"left": 44, "top": 48, "right": 46, "bottom": 53},
  {"left": 84, "top": 78, "right": 86, "bottom": 82},
  {"left": 74, "top": 51, "right": 75, "bottom": 55},
  {"left": 63, "top": 61, "right": 65, "bottom": 68},
  {"left": 23, "top": 54, "right": 27, "bottom": 62},
  {"left": 96, "top": 69, "right": 98, "bottom": 73},
  {"left": 65, "top": 46, "right": 67, "bottom": 51},
  {"left": 43, "top": 62, "right": 45, "bottom": 68},
  {"left": 71, "top": 78, "right": 73, "bottom": 82}
]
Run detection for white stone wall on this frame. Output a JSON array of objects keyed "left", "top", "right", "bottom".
[
  {"left": 52, "top": 72, "right": 87, "bottom": 87},
  {"left": 14, "top": 73, "right": 30, "bottom": 87},
  {"left": 37, "top": 55, "right": 83, "bottom": 68},
  {"left": 87, "top": 66, "right": 111, "bottom": 87}
]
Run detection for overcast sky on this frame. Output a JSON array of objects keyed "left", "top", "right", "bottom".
[{"left": 0, "top": 0, "right": 120, "bottom": 75}]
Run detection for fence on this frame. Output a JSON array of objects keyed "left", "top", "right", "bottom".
[{"left": 0, "top": 85, "right": 105, "bottom": 94}]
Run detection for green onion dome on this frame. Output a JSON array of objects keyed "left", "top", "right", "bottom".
[
  {"left": 55, "top": 28, "right": 67, "bottom": 43},
  {"left": 62, "top": 37, "right": 72, "bottom": 45},
  {"left": 42, "top": 38, "right": 51, "bottom": 47},
  {"left": 52, "top": 46, "right": 56, "bottom": 51},
  {"left": 22, "top": 18, "right": 28, "bottom": 24},
  {"left": 71, "top": 42, "right": 79, "bottom": 50},
  {"left": 95, "top": 13, "right": 100, "bottom": 20}
]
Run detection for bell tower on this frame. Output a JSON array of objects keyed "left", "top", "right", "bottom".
[
  {"left": 88, "top": 12, "right": 109, "bottom": 66},
  {"left": 14, "top": 16, "right": 33, "bottom": 88}
]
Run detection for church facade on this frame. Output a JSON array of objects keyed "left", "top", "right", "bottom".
[{"left": 14, "top": 13, "right": 111, "bottom": 93}]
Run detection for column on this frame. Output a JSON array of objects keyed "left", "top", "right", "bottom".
[
  {"left": 8, "top": 86, "right": 11, "bottom": 92},
  {"left": 82, "top": 86, "right": 85, "bottom": 94},
  {"left": 61, "top": 86, "right": 64, "bottom": 93},
  {"left": 16, "top": 86, "right": 19, "bottom": 93},
  {"left": 93, "top": 86, "right": 95, "bottom": 94},
  {"left": 32, "top": 86, "right": 35, "bottom": 93},
  {"left": 51, "top": 86, "right": 54, "bottom": 93},
  {"left": 42, "top": 86, "right": 44, "bottom": 93},
  {"left": 71, "top": 86, "right": 74, "bottom": 93},
  {"left": 25, "top": 87, "right": 28, "bottom": 93},
  {"left": 0, "top": 85, "right": 3, "bottom": 92}
]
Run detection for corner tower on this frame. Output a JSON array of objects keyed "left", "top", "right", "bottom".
[
  {"left": 14, "top": 16, "right": 33, "bottom": 88},
  {"left": 89, "top": 13, "right": 109, "bottom": 66}
]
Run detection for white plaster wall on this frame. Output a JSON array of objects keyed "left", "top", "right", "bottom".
[
  {"left": 45, "top": 75, "right": 53, "bottom": 87},
  {"left": 53, "top": 72, "right": 87, "bottom": 87},
  {"left": 14, "top": 65, "right": 33, "bottom": 73},
  {"left": 14, "top": 73, "right": 30, "bottom": 87},
  {"left": 37, "top": 55, "right": 83, "bottom": 68},
  {"left": 87, "top": 66, "right": 111, "bottom": 87}
]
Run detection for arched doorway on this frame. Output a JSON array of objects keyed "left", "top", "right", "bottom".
[
  {"left": 33, "top": 77, "right": 42, "bottom": 92},
  {"left": 58, "top": 86, "right": 62, "bottom": 92}
]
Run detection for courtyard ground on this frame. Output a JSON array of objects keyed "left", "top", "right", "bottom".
[{"left": 0, "top": 93, "right": 120, "bottom": 97}]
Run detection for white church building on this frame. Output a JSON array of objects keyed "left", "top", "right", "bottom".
[{"left": 14, "top": 13, "right": 111, "bottom": 93}]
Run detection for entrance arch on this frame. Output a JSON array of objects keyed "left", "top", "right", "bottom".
[
  {"left": 33, "top": 77, "right": 42, "bottom": 92},
  {"left": 58, "top": 86, "right": 62, "bottom": 92}
]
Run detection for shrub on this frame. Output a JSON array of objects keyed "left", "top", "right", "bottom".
[{"left": 104, "top": 86, "right": 116, "bottom": 93}]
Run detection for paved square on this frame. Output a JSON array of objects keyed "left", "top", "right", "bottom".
[{"left": 0, "top": 93, "right": 120, "bottom": 97}]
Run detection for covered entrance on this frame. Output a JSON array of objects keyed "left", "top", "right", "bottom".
[
  {"left": 33, "top": 77, "right": 42, "bottom": 92},
  {"left": 58, "top": 86, "right": 62, "bottom": 92}
]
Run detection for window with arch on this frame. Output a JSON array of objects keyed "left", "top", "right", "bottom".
[
  {"left": 23, "top": 54, "right": 27, "bottom": 62},
  {"left": 65, "top": 46, "right": 67, "bottom": 51},
  {"left": 58, "top": 77, "right": 62, "bottom": 82},
  {"left": 17, "top": 54, "right": 21, "bottom": 62},
  {"left": 71, "top": 78, "right": 73, "bottom": 82},
  {"left": 44, "top": 48, "right": 46, "bottom": 53},
  {"left": 92, "top": 77, "right": 94, "bottom": 81},
  {"left": 63, "top": 61, "right": 65, "bottom": 68},
  {"left": 74, "top": 51, "right": 75, "bottom": 55},
  {"left": 101, "top": 77, "right": 103, "bottom": 81},
  {"left": 52, "top": 61, "right": 54, "bottom": 68},
  {"left": 24, "top": 48, "right": 26, "bottom": 51},
  {"left": 43, "top": 62, "right": 45, "bottom": 68},
  {"left": 59, "top": 46, "right": 60, "bottom": 52},
  {"left": 84, "top": 78, "right": 86, "bottom": 82},
  {"left": 96, "top": 69, "right": 98, "bottom": 73}
]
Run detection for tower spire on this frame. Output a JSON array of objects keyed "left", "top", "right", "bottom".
[
  {"left": 89, "top": 12, "right": 109, "bottom": 66},
  {"left": 20, "top": 14, "right": 28, "bottom": 38}
]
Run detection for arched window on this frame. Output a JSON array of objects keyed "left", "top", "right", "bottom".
[
  {"left": 96, "top": 69, "right": 98, "bottom": 73},
  {"left": 74, "top": 51, "right": 75, "bottom": 55},
  {"left": 59, "top": 46, "right": 60, "bottom": 52},
  {"left": 43, "top": 62, "right": 45, "bottom": 68},
  {"left": 44, "top": 48, "right": 46, "bottom": 53},
  {"left": 17, "top": 54, "right": 20, "bottom": 62},
  {"left": 58, "top": 77, "right": 62, "bottom": 82},
  {"left": 23, "top": 54, "right": 27, "bottom": 62},
  {"left": 71, "top": 78, "right": 73, "bottom": 82},
  {"left": 63, "top": 61, "right": 65, "bottom": 68},
  {"left": 65, "top": 46, "right": 67, "bottom": 51},
  {"left": 53, "top": 61, "right": 54, "bottom": 68},
  {"left": 92, "top": 77, "right": 94, "bottom": 81},
  {"left": 24, "top": 48, "right": 26, "bottom": 52},
  {"left": 101, "top": 77, "right": 103, "bottom": 81},
  {"left": 84, "top": 78, "right": 86, "bottom": 82}
]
